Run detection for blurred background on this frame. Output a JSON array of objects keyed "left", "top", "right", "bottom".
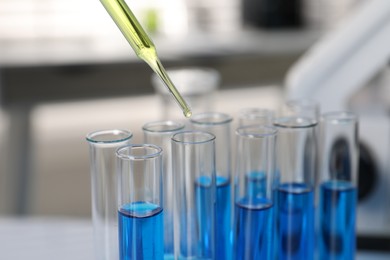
[{"left": 0, "top": 0, "right": 390, "bottom": 254}]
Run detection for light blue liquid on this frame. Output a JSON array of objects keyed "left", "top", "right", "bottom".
[
  {"left": 118, "top": 201, "right": 164, "bottom": 260},
  {"left": 277, "top": 183, "right": 314, "bottom": 260},
  {"left": 319, "top": 181, "right": 356, "bottom": 260},
  {"left": 245, "top": 171, "right": 266, "bottom": 199},
  {"left": 164, "top": 211, "right": 174, "bottom": 258},
  {"left": 234, "top": 197, "right": 273, "bottom": 260},
  {"left": 216, "top": 176, "right": 231, "bottom": 260}
]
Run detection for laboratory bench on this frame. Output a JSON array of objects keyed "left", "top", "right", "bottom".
[
  {"left": 1, "top": 217, "right": 389, "bottom": 260},
  {"left": 0, "top": 29, "right": 319, "bottom": 216}
]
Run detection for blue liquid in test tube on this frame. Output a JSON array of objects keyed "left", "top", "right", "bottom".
[
  {"left": 234, "top": 197, "right": 273, "bottom": 260},
  {"left": 234, "top": 125, "right": 277, "bottom": 260},
  {"left": 216, "top": 175, "right": 231, "bottom": 259},
  {"left": 118, "top": 202, "right": 164, "bottom": 260},
  {"left": 277, "top": 183, "right": 314, "bottom": 260},
  {"left": 180, "top": 176, "right": 214, "bottom": 259},
  {"left": 319, "top": 181, "right": 356, "bottom": 260},
  {"left": 192, "top": 175, "right": 231, "bottom": 259},
  {"left": 190, "top": 112, "right": 233, "bottom": 259}
]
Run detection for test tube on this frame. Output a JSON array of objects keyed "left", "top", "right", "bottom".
[
  {"left": 280, "top": 98, "right": 321, "bottom": 201},
  {"left": 86, "top": 129, "right": 133, "bottom": 260},
  {"left": 171, "top": 131, "right": 216, "bottom": 259},
  {"left": 318, "top": 112, "right": 358, "bottom": 260},
  {"left": 280, "top": 99, "right": 320, "bottom": 120},
  {"left": 190, "top": 112, "right": 233, "bottom": 259},
  {"left": 233, "top": 125, "right": 277, "bottom": 260},
  {"left": 274, "top": 117, "right": 317, "bottom": 260},
  {"left": 151, "top": 67, "right": 220, "bottom": 121},
  {"left": 142, "top": 120, "right": 185, "bottom": 258},
  {"left": 116, "top": 144, "right": 164, "bottom": 260},
  {"left": 238, "top": 107, "right": 274, "bottom": 126}
]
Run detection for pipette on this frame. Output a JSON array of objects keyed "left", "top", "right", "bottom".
[{"left": 99, "top": 0, "right": 192, "bottom": 118}]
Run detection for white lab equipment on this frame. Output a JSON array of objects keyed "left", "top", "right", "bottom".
[{"left": 285, "top": 0, "right": 390, "bottom": 243}]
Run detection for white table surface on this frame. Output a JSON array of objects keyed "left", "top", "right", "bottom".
[
  {"left": 0, "top": 217, "right": 94, "bottom": 260},
  {"left": 1, "top": 217, "right": 389, "bottom": 260}
]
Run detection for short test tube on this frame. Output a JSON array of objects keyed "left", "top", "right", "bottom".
[{"left": 116, "top": 144, "right": 164, "bottom": 260}]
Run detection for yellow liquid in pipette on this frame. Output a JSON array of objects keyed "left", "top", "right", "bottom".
[{"left": 99, "top": 0, "right": 192, "bottom": 118}]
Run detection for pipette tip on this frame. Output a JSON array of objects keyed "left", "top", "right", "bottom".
[{"left": 184, "top": 109, "right": 192, "bottom": 118}]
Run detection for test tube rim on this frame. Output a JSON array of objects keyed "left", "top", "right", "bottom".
[
  {"left": 285, "top": 98, "right": 319, "bottom": 109},
  {"left": 151, "top": 67, "right": 220, "bottom": 96},
  {"left": 116, "top": 144, "right": 163, "bottom": 161},
  {"left": 86, "top": 129, "right": 133, "bottom": 144},
  {"left": 321, "top": 111, "right": 357, "bottom": 125},
  {"left": 171, "top": 130, "right": 216, "bottom": 145},
  {"left": 239, "top": 107, "right": 274, "bottom": 120},
  {"left": 190, "top": 112, "right": 233, "bottom": 126},
  {"left": 236, "top": 125, "right": 278, "bottom": 138},
  {"left": 142, "top": 120, "right": 185, "bottom": 133},
  {"left": 273, "top": 116, "right": 317, "bottom": 129}
]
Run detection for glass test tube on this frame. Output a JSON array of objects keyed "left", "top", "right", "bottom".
[
  {"left": 190, "top": 112, "right": 233, "bottom": 259},
  {"left": 274, "top": 117, "right": 317, "bottom": 260},
  {"left": 318, "top": 112, "right": 358, "bottom": 260},
  {"left": 233, "top": 125, "right": 277, "bottom": 260},
  {"left": 116, "top": 144, "right": 164, "bottom": 260},
  {"left": 151, "top": 67, "right": 220, "bottom": 121},
  {"left": 238, "top": 107, "right": 274, "bottom": 126},
  {"left": 280, "top": 99, "right": 321, "bottom": 202},
  {"left": 280, "top": 99, "right": 320, "bottom": 120},
  {"left": 86, "top": 129, "right": 133, "bottom": 260},
  {"left": 142, "top": 120, "right": 185, "bottom": 258},
  {"left": 171, "top": 131, "right": 216, "bottom": 259}
]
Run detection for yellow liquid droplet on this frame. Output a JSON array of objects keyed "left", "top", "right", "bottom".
[{"left": 184, "top": 109, "right": 192, "bottom": 118}]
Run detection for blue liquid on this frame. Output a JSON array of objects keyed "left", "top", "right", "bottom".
[
  {"left": 245, "top": 171, "right": 266, "bottom": 199},
  {"left": 216, "top": 176, "right": 231, "bottom": 260},
  {"left": 234, "top": 197, "right": 273, "bottom": 260},
  {"left": 319, "top": 181, "right": 356, "bottom": 260},
  {"left": 179, "top": 176, "right": 214, "bottom": 258},
  {"left": 277, "top": 183, "right": 314, "bottom": 260},
  {"left": 118, "top": 202, "right": 163, "bottom": 260},
  {"left": 164, "top": 211, "right": 174, "bottom": 258}
]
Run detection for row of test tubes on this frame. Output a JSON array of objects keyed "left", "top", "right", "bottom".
[{"left": 86, "top": 100, "right": 358, "bottom": 260}]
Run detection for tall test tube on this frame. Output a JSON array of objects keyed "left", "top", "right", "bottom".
[
  {"left": 116, "top": 144, "right": 164, "bottom": 260},
  {"left": 190, "top": 112, "right": 233, "bottom": 259},
  {"left": 151, "top": 68, "right": 220, "bottom": 121},
  {"left": 280, "top": 99, "right": 320, "bottom": 120},
  {"left": 318, "top": 112, "right": 358, "bottom": 260},
  {"left": 86, "top": 129, "right": 133, "bottom": 260},
  {"left": 142, "top": 120, "right": 185, "bottom": 258},
  {"left": 238, "top": 108, "right": 274, "bottom": 127},
  {"left": 274, "top": 117, "right": 317, "bottom": 260},
  {"left": 233, "top": 125, "right": 277, "bottom": 260},
  {"left": 171, "top": 131, "right": 216, "bottom": 259}
]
